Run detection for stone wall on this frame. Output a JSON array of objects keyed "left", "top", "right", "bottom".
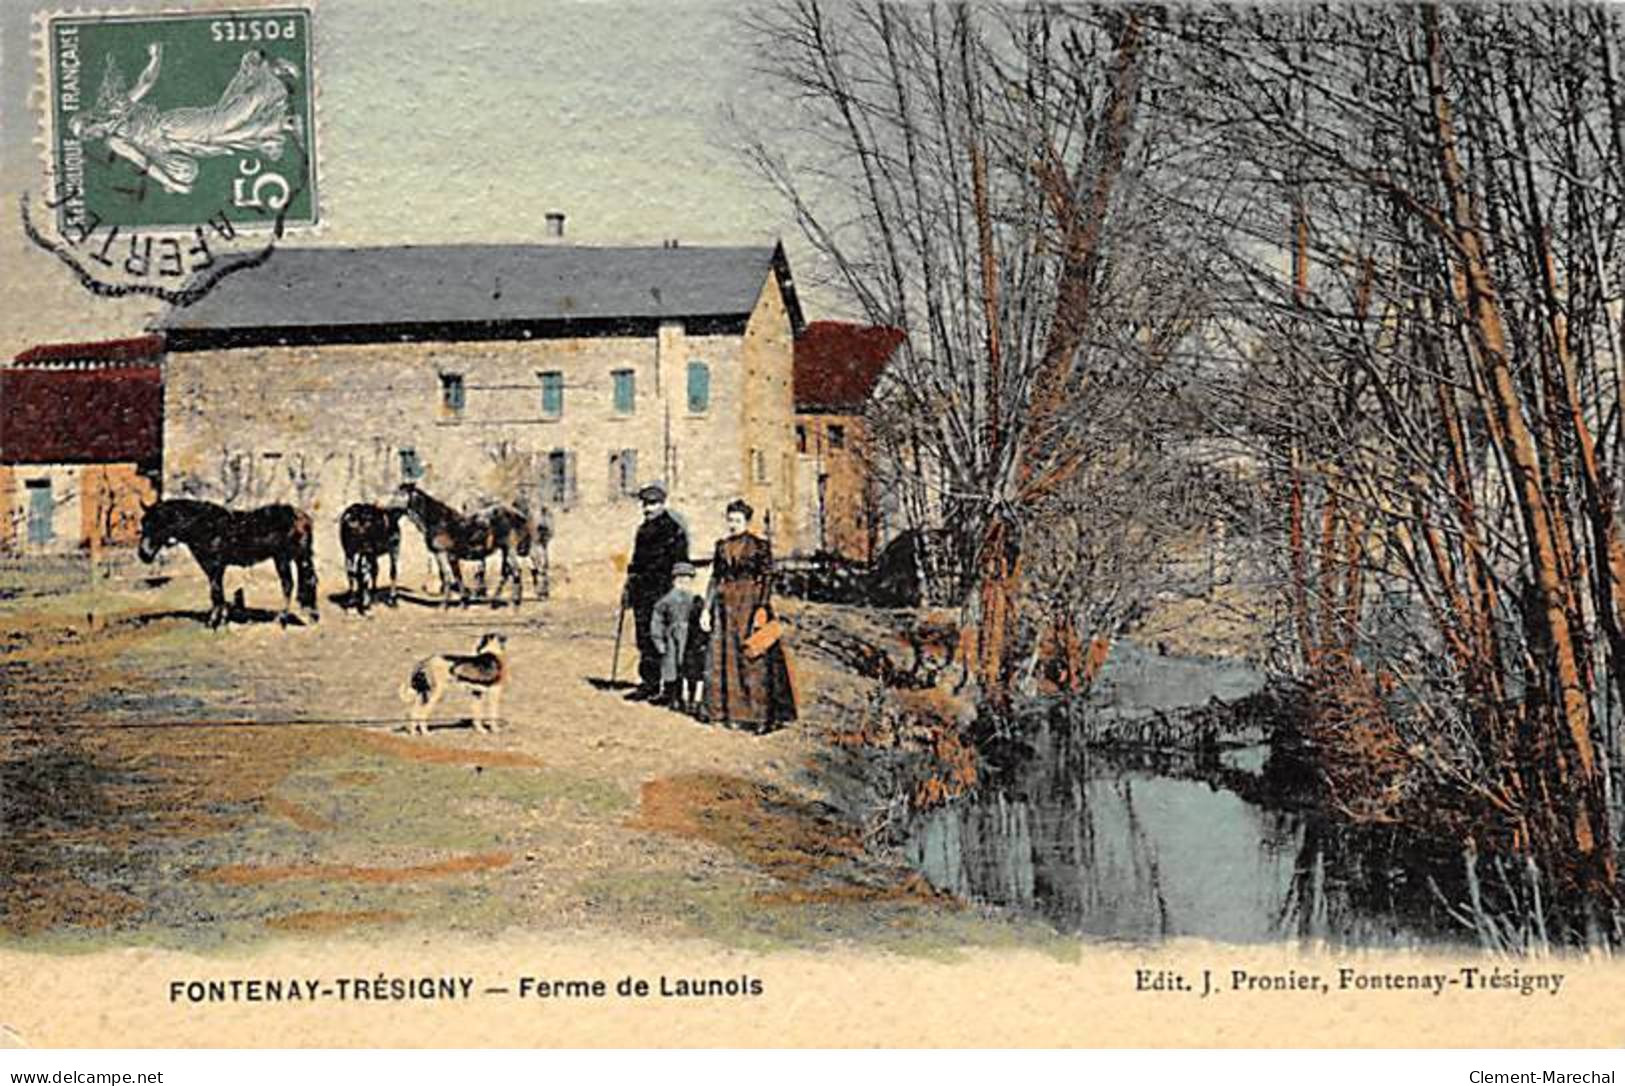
[
  {"left": 0, "top": 466, "right": 11, "bottom": 551},
  {"left": 795, "top": 411, "right": 877, "bottom": 560},
  {"left": 78, "top": 464, "right": 154, "bottom": 553},
  {"left": 737, "top": 273, "right": 799, "bottom": 555},
  {"left": 0, "top": 462, "right": 149, "bottom": 554},
  {"left": 162, "top": 277, "right": 799, "bottom": 593}
]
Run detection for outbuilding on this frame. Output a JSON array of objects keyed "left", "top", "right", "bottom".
[{"left": 0, "top": 336, "right": 163, "bottom": 555}]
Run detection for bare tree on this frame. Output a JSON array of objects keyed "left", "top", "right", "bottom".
[
  {"left": 1155, "top": 3, "right": 1625, "bottom": 936},
  {"left": 737, "top": 1, "right": 1218, "bottom": 705}
]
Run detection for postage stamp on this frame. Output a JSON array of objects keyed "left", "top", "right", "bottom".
[{"left": 27, "top": 6, "right": 316, "bottom": 298}]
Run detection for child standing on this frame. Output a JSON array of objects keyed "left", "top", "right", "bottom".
[
  {"left": 650, "top": 562, "right": 703, "bottom": 713},
  {"left": 682, "top": 576, "right": 710, "bottom": 718}
]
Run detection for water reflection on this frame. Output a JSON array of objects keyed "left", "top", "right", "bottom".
[{"left": 904, "top": 709, "right": 1459, "bottom": 947}]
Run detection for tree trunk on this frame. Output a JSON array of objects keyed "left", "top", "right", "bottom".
[
  {"left": 973, "top": 12, "right": 1146, "bottom": 709},
  {"left": 1423, "top": 5, "right": 1614, "bottom": 889}
]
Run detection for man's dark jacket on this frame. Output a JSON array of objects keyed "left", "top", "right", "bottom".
[{"left": 627, "top": 511, "right": 688, "bottom": 604}]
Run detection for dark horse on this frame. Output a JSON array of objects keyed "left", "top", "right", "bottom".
[
  {"left": 398, "top": 483, "right": 532, "bottom": 607},
  {"left": 137, "top": 499, "right": 319, "bottom": 628},
  {"left": 475, "top": 499, "right": 553, "bottom": 601},
  {"left": 339, "top": 502, "right": 407, "bottom": 613}
]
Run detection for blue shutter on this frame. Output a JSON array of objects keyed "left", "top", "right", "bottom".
[
  {"left": 613, "top": 369, "right": 636, "bottom": 414},
  {"left": 26, "top": 481, "right": 54, "bottom": 545},
  {"left": 548, "top": 450, "right": 567, "bottom": 503},
  {"left": 621, "top": 448, "right": 638, "bottom": 495},
  {"left": 687, "top": 361, "right": 710, "bottom": 413},
  {"left": 441, "top": 374, "right": 465, "bottom": 414},
  {"left": 608, "top": 448, "right": 637, "bottom": 499},
  {"left": 541, "top": 372, "right": 564, "bottom": 418}
]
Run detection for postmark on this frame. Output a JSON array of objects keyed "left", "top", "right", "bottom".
[{"left": 26, "top": 6, "right": 318, "bottom": 301}]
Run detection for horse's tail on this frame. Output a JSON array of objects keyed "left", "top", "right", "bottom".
[{"left": 294, "top": 510, "right": 319, "bottom": 612}]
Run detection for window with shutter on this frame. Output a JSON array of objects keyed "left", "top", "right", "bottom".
[
  {"left": 26, "top": 480, "right": 54, "bottom": 545},
  {"left": 687, "top": 361, "right": 710, "bottom": 413},
  {"left": 548, "top": 449, "right": 568, "bottom": 505},
  {"left": 398, "top": 447, "right": 422, "bottom": 482},
  {"left": 440, "top": 374, "right": 465, "bottom": 418},
  {"left": 613, "top": 369, "right": 636, "bottom": 415},
  {"left": 539, "top": 371, "right": 564, "bottom": 419},
  {"left": 609, "top": 448, "right": 638, "bottom": 499}
]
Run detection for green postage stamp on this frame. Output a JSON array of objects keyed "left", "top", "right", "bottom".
[{"left": 33, "top": 7, "right": 317, "bottom": 293}]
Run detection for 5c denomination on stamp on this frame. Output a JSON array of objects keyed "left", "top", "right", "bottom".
[{"left": 28, "top": 7, "right": 319, "bottom": 300}]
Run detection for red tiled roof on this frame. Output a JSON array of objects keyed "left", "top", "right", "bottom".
[
  {"left": 793, "top": 321, "right": 904, "bottom": 412},
  {"left": 0, "top": 365, "right": 162, "bottom": 464},
  {"left": 12, "top": 335, "right": 164, "bottom": 366}
]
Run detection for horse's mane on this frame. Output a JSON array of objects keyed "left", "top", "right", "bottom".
[
  {"left": 403, "top": 485, "right": 457, "bottom": 523},
  {"left": 153, "top": 498, "right": 226, "bottom": 515},
  {"left": 145, "top": 498, "right": 227, "bottom": 532}
]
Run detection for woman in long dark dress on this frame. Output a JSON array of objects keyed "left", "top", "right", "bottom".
[{"left": 701, "top": 499, "right": 796, "bottom": 731}]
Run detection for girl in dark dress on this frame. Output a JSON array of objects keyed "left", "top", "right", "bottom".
[{"left": 701, "top": 499, "right": 797, "bottom": 731}]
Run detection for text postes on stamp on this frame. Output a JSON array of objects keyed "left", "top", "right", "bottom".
[{"left": 29, "top": 7, "right": 318, "bottom": 301}]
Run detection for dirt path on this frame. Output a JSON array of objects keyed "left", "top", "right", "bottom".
[{"left": 0, "top": 563, "right": 1056, "bottom": 956}]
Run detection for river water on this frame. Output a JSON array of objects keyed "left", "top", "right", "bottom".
[{"left": 903, "top": 647, "right": 1463, "bottom": 948}]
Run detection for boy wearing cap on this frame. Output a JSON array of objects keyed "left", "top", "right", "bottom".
[
  {"left": 623, "top": 482, "right": 689, "bottom": 701},
  {"left": 650, "top": 562, "right": 704, "bottom": 712}
]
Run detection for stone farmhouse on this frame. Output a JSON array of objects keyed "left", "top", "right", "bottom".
[
  {"left": 0, "top": 336, "right": 162, "bottom": 555},
  {"left": 156, "top": 242, "right": 805, "bottom": 580}
]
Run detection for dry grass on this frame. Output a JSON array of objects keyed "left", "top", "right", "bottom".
[
  {"left": 630, "top": 773, "right": 863, "bottom": 884},
  {"left": 198, "top": 852, "right": 514, "bottom": 886},
  {"left": 264, "top": 909, "right": 408, "bottom": 933}
]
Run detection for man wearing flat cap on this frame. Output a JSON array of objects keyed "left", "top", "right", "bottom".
[{"left": 623, "top": 482, "right": 689, "bottom": 701}]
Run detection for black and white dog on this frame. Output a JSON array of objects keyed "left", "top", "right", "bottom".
[{"left": 398, "top": 632, "right": 508, "bottom": 734}]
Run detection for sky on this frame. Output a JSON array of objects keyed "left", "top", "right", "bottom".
[{"left": 0, "top": 0, "right": 811, "bottom": 358}]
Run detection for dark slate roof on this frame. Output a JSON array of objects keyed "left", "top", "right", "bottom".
[
  {"left": 0, "top": 364, "right": 162, "bottom": 465},
  {"left": 157, "top": 243, "right": 804, "bottom": 346},
  {"left": 794, "top": 321, "right": 905, "bottom": 412}
]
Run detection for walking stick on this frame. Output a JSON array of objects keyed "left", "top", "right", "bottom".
[{"left": 611, "top": 598, "right": 628, "bottom": 684}]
